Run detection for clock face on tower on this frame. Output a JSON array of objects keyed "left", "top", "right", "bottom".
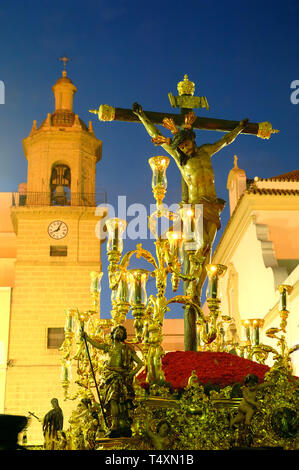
[{"left": 48, "top": 220, "right": 68, "bottom": 240}]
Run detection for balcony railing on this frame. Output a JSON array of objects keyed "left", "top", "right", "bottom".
[{"left": 11, "top": 191, "right": 107, "bottom": 207}]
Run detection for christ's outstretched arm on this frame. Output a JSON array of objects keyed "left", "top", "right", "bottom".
[
  {"left": 201, "top": 119, "right": 249, "bottom": 156},
  {"left": 132, "top": 102, "right": 182, "bottom": 168}
]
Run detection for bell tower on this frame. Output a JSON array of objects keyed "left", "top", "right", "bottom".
[
  {"left": 23, "top": 64, "right": 101, "bottom": 205},
  {"left": 6, "top": 62, "right": 106, "bottom": 444}
]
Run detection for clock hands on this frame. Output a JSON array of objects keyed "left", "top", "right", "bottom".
[
  {"left": 53, "top": 222, "right": 63, "bottom": 233},
  {"left": 49, "top": 221, "right": 68, "bottom": 239}
]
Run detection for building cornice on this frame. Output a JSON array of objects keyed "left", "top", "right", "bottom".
[
  {"left": 22, "top": 128, "right": 102, "bottom": 162},
  {"left": 10, "top": 205, "right": 107, "bottom": 234},
  {"left": 15, "top": 260, "right": 103, "bottom": 267},
  {"left": 212, "top": 191, "right": 299, "bottom": 264}
]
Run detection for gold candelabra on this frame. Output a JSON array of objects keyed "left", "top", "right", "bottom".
[
  {"left": 59, "top": 154, "right": 216, "bottom": 398},
  {"left": 247, "top": 284, "right": 298, "bottom": 368},
  {"left": 59, "top": 154, "right": 297, "bottom": 403}
]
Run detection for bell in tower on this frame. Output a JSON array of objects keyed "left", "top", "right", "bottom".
[{"left": 50, "top": 164, "right": 71, "bottom": 205}]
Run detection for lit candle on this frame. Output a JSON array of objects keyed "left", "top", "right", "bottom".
[
  {"left": 117, "top": 273, "right": 128, "bottom": 303},
  {"left": 253, "top": 320, "right": 259, "bottom": 345},
  {"left": 243, "top": 320, "right": 251, "bottom": 342},
  {"left": 211, "top": 277, "right": 218, "bottom": 299},
  {"left": 281, "top": 288, "right": 287, "bottom": 311},
  {"left": 166, "top": 231, "right": 182, "bottom": 259},
  {"left": 90, "top": 272, "right": 103, "bottom": 294},
  {"left": 180, "top": 207, "right": 194, "bottom": 243},
  {"left": 61, "top": 364, "right": 70, "bottom": 382},
  {"left": 109, "top": 225, "right": 118, "bottom": 251},
  {"left": 156, "top": 169, "right": 163, "bottom": 185},
  {"left": 278, "top": 284, "right": 293, "bottom": 311},
  {"left": 246, "top": 325, "right": 250, "bottom": 342},
  {"left": 206, "top": 265, "right": 218, "bottom": 299},
  {"left": 129, "top": 269, "right": 149, "bottom": 305},
  {"left": 64, "top": 309, "right": 74, "bottom": 333},
  {"left": 149, "top": 156, "right": 169, "bottom": 190},
  {"left": 90, "top": 276, "right": 97, "bottom": 293},
  {"left": 65, "top": 316, "right": 72, "bottom": 332},
  {"left": 252, "top": 319, "right": 264, "bottom": 345},
  {"left": 106, "top": 218, "right": 127, "bottom": 253},
  {"left": 255, "top": 326, "right": 259, "bottom": 345},
  {"left": 135, "top": 278, "right": 142, "bottom": 304}
]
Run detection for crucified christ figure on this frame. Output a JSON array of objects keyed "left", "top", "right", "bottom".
[{"left": 132, "top": 103, "right": 248, "bottom": 296}]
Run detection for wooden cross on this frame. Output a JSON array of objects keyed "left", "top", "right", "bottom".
[{"left": 90, "top": 74, "right": 278, "bottom": 139}]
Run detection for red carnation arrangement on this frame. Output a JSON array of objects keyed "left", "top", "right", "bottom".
[{"left": 137, "top": 351, "right": 271, "bottom": 390}]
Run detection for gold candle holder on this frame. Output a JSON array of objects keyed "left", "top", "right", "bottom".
[
  {"left": 251, "top": 319, "right": 265, "bottom": 345},
  {"left": 106, "top": 218, "right": 127, "bottom": 287},
  {"left": 204, "top": 265, "right": 227, "bottom": 348},
  {"left": 115, "top": 271, "right": 130, "bottom": 324},
  {"left": 179, "top": 204, "right": 203, "bottom": 252},
  {"left": 90, "top": 271, "right": 103, "bottom": 312},
  {"left": 166, "top": 231, "right": 183, "bottom": 291},
  {"left": 166, "top": 230, "right": 183, "bottom": 260},
  {"left": 64, "top": 308, "right": 76, "bottom": 339},
  {"left": 278, "top": 284, "right": 293, "bottom": 332},
  {"left": 278, "top": 284, "right": 293, "bottom": 310},
  {"left": 61, "top": 360, "right": 72, "bottom": 400},
  {"left": 116, "top": 271, "right": 129, "bottom": 302},
  {"left": 61, "top": 361, "right": 72, "bottom": 382},
  {"left": 106, "top": 218, "right": 127, "bottom": 254},
  {"left": 148, "top": 156, "right": 170, "bottom": 206},
  {"left": 128, "top": 269, "right": 149, "bottom": 341},
  {"left": 241, "top": 319, "right": 254, "bottom": 348},
  {"left": 206, "top": 264, "right": 227, "bottom": 298}
]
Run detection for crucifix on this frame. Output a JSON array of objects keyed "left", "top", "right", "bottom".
[
  {"left": 59, "top": 55, "right": 70, "bottom": 70},
  {"left": 90, "top": 74, "right": 278, "bottom": 351}
]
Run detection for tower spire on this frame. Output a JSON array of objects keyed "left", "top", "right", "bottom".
[{"left": 52, "top": 56, "right": 76, "bottom": 112}]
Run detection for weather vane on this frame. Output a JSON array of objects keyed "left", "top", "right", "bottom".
[{"left": 59, "top": 55, "right": 70, "bottom": 70}]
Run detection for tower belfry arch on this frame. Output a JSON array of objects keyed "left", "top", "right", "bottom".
[{"left": 50, "top": 163, "right": 71, "bottom": 206}]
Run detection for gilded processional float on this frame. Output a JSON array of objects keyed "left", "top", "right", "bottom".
[{"left": 53, "top": 75, "right": 297, "bottom": 451}]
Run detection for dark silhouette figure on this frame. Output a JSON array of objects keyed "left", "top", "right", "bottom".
[
  {"left": 43, "top": 398, "right": 63, "bottom": 449},
  {"left": 0, "top": 414, "right": 28, "bottom": 450}
]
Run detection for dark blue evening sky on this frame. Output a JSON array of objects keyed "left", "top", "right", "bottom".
[{"left": 0, "top": 1, "right": 298, "bottom": 317}]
